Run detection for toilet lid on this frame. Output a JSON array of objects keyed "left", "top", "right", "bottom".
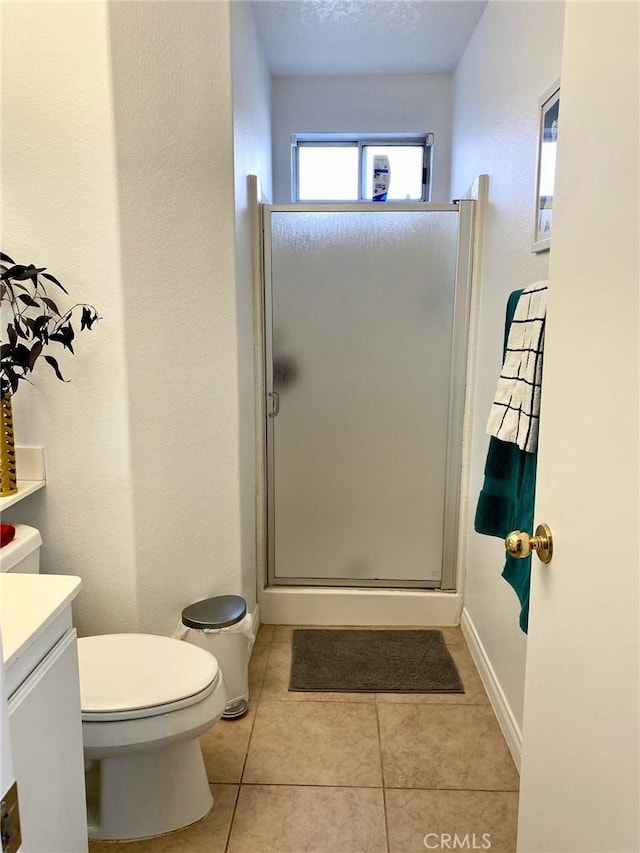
[{"left": 78, "top": 634, "right": 219, "bottom": 718}]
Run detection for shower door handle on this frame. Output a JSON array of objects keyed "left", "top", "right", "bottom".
[{"left": 268, "top": 391, "right": 280, "bottom": 418}]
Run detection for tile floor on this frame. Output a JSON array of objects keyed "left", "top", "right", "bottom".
[{"left": 89, "top": 625, "right": 519, "bottom": 853}]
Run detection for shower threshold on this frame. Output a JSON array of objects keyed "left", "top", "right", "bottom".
[{"left": 259, "top": 587, "right": 462, "bottom": 627}]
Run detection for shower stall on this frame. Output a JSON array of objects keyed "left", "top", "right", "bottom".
[{"left": 261, "top": 201, "right": 474, "bottom": 600}]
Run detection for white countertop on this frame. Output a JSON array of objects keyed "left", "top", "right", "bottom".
[{"left": 0, "top": 574, "right": 82, "bottom": 667}]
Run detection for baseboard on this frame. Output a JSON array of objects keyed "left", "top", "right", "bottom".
[
  {"left": 460, "top": 607, "right": 522, "bottom": 770},
  {"left": 259, "top": 587, "right": 462, "bottom": 627}
]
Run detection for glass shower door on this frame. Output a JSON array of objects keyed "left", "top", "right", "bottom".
[{"left": 265, "top": 206, "right": 469, "bottom": 587}]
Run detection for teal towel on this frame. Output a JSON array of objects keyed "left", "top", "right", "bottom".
[
  {"left": 474, "top": 289, "right": 537, "bottom": 633},
  {"left": 474, "top": 436, "right": 522, "bottom": 537}
]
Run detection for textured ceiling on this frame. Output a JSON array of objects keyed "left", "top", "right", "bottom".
[{"left": 250, "top": 0, "right": 487, "bottom": 76}]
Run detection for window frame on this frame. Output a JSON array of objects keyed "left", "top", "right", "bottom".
[{"left": 291, "top": 133, "right": 434, "bottom": 203}]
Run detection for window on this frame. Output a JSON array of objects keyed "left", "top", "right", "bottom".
[{"left": 292, "top": 134, "right": 433, "bottom": 203}]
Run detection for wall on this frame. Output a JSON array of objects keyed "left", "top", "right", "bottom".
[
  {"left": 108, "top": 0, "right": 244, "bottom": 635},
  {"left": 2, "top": 1, "right": 138, "bottom": 635},
  {"left": 2, "top": 1, "right": 262, "bottom": 636},
  {"left": 271, "top": 74, "right": 452, "bottom": 203},
  {"left": 450, "top": 1, "right": 565, "bottom": 733},
  {"left": 230, "top": 0, "right": 272, "bottom": 609}
]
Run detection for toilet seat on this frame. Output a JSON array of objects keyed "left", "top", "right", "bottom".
[{"left": 78, "top": 633, "right": 220, "bottom": 722}]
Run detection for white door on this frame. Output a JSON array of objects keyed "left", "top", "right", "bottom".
[{"left": 517, "top": 4, "right": 639, "bottom": 852}]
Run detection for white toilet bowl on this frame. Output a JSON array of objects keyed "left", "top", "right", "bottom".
[{"left": 78, "top": 633, "right": 228, "bottom": 841}]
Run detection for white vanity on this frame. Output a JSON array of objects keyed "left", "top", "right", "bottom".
[{"left": 1, "top": 573, "right": 88, "bottom": 853}]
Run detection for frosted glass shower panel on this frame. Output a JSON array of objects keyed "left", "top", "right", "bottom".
[{"left": 269, "top": 210, "right": 458, "bottom": 582}]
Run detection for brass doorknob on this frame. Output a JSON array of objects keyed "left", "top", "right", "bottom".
[{"left": 505, "top": 523, "right": 553, "bottom": 563}]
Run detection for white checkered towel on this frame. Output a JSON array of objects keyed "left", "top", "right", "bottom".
[{"left": 487, "top": 282, "right": 548, "bottom": 453}]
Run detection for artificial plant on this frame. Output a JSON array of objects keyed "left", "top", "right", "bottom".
[
  {"left": 0, "top": 251, "right": 101, "bottom": 495},
  {"left": 1, "top": 251, "right": 101, "bottom": 397}
]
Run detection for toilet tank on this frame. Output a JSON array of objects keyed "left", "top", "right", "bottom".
[{"left": 0, "top": 525, "right": 42, "bottom": 573}]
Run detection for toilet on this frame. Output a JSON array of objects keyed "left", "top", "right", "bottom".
[
  {"left": 0, "top": 525, "right": 229, "bottom": 841},
  {"left": 79, "top": 633, "right": 227, "bottom": 840}
]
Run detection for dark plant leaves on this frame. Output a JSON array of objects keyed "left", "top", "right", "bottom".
[
  {"left": 44, "top": 355, "right": 67, "bottom": 382},
  {"left": 13, "top": 318, "right": 28, "bottom": 340},
  {"left": 1, "top": 264, "right": 45, "bottom": 282},
  {"left": 18, "top": 293, "right": 40, "bottom": 309},
  {"left": 41, "top": 297, "right": 60, "bottom": 315},
  {"left": 12, "top": 343, "right": 31, "bottom": 370},
  {"left": 24, "top": 265, "right": 46, "bottom": 282},
  {"left": 41, "top": 272, "right": 68, "bottom": 293},
  {"left": 80, "top": 306, "right": 99, "bottom": 331},
  {"left": 2, "top": 254, "right": 100, "bottom": 393},
  {"left": 1, "top": 265, "right": 26, "bottom": 281},
  {"left": 32, "top": 315, "right": 50, "bottom": 337},
  {"left": 50, "top": 323, "right": 75, "bottom": 353},
  {"left": 28, "top": 341, "right": 43, "bottom": 370}
]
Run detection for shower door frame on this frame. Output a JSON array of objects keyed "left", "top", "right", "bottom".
[{"left": 263, "top": 201, "right": 474, "bottom": 591}]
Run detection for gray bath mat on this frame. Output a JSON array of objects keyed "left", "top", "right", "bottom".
[{"left": 290, "top": 629, "right": 464, "bottom": 693}]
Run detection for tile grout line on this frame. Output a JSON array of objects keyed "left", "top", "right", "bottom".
[
  {"left": 225, "top": 628, "right": 275, "bottom": 852},
  {"left": 257, "top": 697, "right": 380, "bottom": 707},
  {"left": 249, "top": 639, "right": 271, "bottom": 700},
  {"left": 375, "top": 703, "right": 392, "bottom": 853},
  {"left": 252, "top": 696, "right": 488, "bottom": 707},
  {"left": 238, "top": 781, "right": 384, "bottom": 790},
  {"left": 232, "top": 781, "right": 519, "bottom": 793},
  {"left": 381, "top": 784, "right": 520, "bottom": 793},
  {"left": 223, "top": 784, "right": 242, "bottom": 853},
  {"left": 375, "top": 700, "right": 489, "bottom": 707}
]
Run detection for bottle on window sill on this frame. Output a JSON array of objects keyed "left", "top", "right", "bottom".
[{"left": 372, "top": 155, "right": 390, "bottom": 202}]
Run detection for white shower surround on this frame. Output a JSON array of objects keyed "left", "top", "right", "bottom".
[{"left": 255, "top": 195, "right": 481, "bottom": 628}]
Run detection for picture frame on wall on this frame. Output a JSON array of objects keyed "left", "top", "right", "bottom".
[{"left": 532, "top": 81, "right": 560, "bottom": 253}]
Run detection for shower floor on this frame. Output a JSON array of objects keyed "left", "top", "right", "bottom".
[{"left": 89, "top": 625, "right": 519, "bottom": 853}]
